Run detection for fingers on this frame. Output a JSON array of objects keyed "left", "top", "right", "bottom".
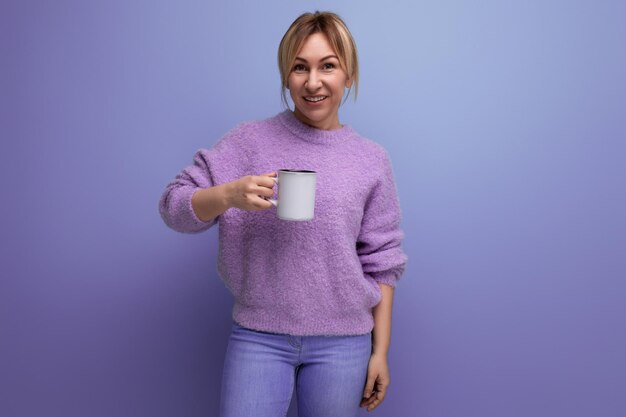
[
  {"left": 362, "top": 379, "right": 375, "bottom": 401},
  {"left": 252, "top": 184, "right": 275, "bottom": 198},
  {"left": 244, "top": 194, "right": 272, "bottom": 210},
  {"left": 361, "top": 383, "right": 376, "bottom": 410},
  {"left": 361, "top": 379, "right": 388, "bottom": 412},
  {"left": 378, "top": 382, "right": 388, "bottom": 399},
  {"left": 241, "top": 175, "right": 275, "bottom": 198},
  {"left": 361, "top": 390, "right": 384, "bottom": 412},
  {"left": 255, "top": 173, "right": 278, "bottom": 189},
  {"left": 229, "top": 174, "right": 277, "bottom": 211},
  {"left": 254, "top": 197, "right": 273, "bottom": 210}
]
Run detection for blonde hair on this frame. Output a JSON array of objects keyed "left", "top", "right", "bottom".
[{"left": 277, "top": 11, "right": 359, "bottom": 110}]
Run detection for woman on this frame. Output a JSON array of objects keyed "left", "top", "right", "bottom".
[{"left": 159, "top": 10, "right": 408, "bottom": 417}]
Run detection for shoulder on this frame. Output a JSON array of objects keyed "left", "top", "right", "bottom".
[
  {"left": 206, "top": 114, "right": 265, "bottom": 151},
  {"left": 218, "top": 119, "right": 256, "bottom": 143},
  {"left": 221, "top": 112, "right": 283, "bottom": 142},
  {"left": 348, "top": 129, "right": 393, "bottom": 169}
]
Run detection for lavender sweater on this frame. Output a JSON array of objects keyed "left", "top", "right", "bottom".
[{"left": 159, "top": 109, "right": 408, "bottom": 336}]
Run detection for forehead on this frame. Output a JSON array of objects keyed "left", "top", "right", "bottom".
[{"left": 296, "top": 33, "right": 337, "bottom": 60}]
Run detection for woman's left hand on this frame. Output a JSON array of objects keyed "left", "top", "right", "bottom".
[{"left": 360, "top": 353, "right": 390, "bottom": 412}]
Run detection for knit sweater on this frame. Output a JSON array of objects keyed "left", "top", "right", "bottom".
[{"left": 159, "top": 109, "right": 408, "bottom": 336}]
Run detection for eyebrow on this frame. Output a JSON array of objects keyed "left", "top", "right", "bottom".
[{"left": 294, "top": 55, "right": 339, "bottom": 63}]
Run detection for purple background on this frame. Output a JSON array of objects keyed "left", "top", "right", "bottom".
[{"left": 2, "top": 1, "right": 625, "bottom": 416}]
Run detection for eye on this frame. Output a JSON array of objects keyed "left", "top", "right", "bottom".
[
  {"left": 323, "top": 63, "right": 335, "bottom": 70},
  {"left": 293, "top": 64, "right": 307, "bottom": 72}
]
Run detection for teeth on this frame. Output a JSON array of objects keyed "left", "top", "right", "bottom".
[{"left": 304, "top": 96, "right": 327, "bottom": 102}]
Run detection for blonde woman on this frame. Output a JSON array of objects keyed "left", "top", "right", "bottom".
[{"left": 159, "top": 10, "right": 407, "bottom": 417}]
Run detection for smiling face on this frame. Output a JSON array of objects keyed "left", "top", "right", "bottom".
[{"left": 287, "top": 32, "right": 353, "bottom": 130}]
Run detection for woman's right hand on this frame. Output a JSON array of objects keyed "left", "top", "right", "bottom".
[{"left": 226, "top": 172, "right": 277, "bottom": 211}]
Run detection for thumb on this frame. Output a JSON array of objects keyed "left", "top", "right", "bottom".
[
  {"left": 363, "top": 376, "right": 375, "bottom": 398},
  {"left": 262, "top": 171, "right": 277, "bottom": 176}
]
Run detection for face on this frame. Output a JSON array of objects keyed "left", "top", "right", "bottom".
[{"left": 287, "top": 32, "right": 353, "bottom": 130}]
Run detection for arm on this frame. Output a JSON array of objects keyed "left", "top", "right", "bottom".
[
  {"left": 361, "top": 283, "right": 395, "bottom": 411},
  {"left": 359, "top": 150, "right": 407, "bottom": 412},
  {"left": 159, "top": 148, "right": 220, "bottom": 234},
  {"left": 159, "top": 122, "right": 252, "bottom": 234},
  {"left": 371, "top": 283, "right": 394, "bottom": 356},
  {"left": 191, "top": 183, "right": 232, "bottom": 223},
  {"left": 356, "top": 149, "right": 408, "bottom": 288}
]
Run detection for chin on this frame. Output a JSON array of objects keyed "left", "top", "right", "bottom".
[
  {"left": 305, "top": 112, "right": 330, "bottom": 123},
  {"left": 298, "top": 105, "right": 331, "bottom": 117}
]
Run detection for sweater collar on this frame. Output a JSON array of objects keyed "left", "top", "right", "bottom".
[{"left": 277, "top": 109, "right": 354, "bottom": 144}]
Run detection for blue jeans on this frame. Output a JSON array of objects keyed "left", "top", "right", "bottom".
[{"left": 219, "top": 320, "right": 372, "bottom": 417}]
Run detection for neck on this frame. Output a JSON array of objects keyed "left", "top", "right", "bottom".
[{"left": 293, "top": 107, "right": 342, "bottom": 130}]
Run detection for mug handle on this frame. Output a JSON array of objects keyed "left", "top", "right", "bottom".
[{"left": 265, "top": 176, "right": 279, "bottom": 207}]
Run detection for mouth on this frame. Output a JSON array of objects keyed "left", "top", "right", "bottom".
[{"left": 303, "top": 95, "right": 328, "bottom": 104}]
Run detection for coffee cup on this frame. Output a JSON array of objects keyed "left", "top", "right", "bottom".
[{"left": 265, "top": 169, "right": 317, "bottom": 221}]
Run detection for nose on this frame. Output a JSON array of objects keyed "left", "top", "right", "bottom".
[{"left": 305, "top": 70, "right": 322, "bottom": 92}]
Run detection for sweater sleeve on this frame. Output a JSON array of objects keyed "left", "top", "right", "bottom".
[
  {"left": 356, "top": 150, "right": 408, "bottom": 288},
  {"left": 158, "top": 123, "right": 246, "bottom": 234}
]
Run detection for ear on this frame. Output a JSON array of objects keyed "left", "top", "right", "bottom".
[{"left": 345, "top": 77, "right": 353, "bottom": 89}]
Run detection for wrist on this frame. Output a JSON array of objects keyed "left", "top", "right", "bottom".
[
  {"left": 219, "top": 182, "right": 234, "bottom": 210},
  {"left": 191, "top": 183, "right": 232, "bottom": 223},
  {"left": 371, "top": 348, "right": 388, "bottom": 358}
]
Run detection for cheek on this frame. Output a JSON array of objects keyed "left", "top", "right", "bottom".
[
  {"left": 331, "top": 80, "right": 347, "bottom": 95},
  {"left": 288, "top": 82, "right": 299, "bottom": 94}
]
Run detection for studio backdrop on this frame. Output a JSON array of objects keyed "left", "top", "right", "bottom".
[{"left": 2, "top": 1, "right": 625, "bottom": 416}]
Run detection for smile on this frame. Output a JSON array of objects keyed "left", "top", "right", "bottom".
[{"left": 303, "top": 96, "right": 328, "bottom": 102}]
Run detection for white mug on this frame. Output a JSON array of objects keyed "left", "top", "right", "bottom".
[{"left": 266, "top": 169, "right": 317, "bottom": 221}]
